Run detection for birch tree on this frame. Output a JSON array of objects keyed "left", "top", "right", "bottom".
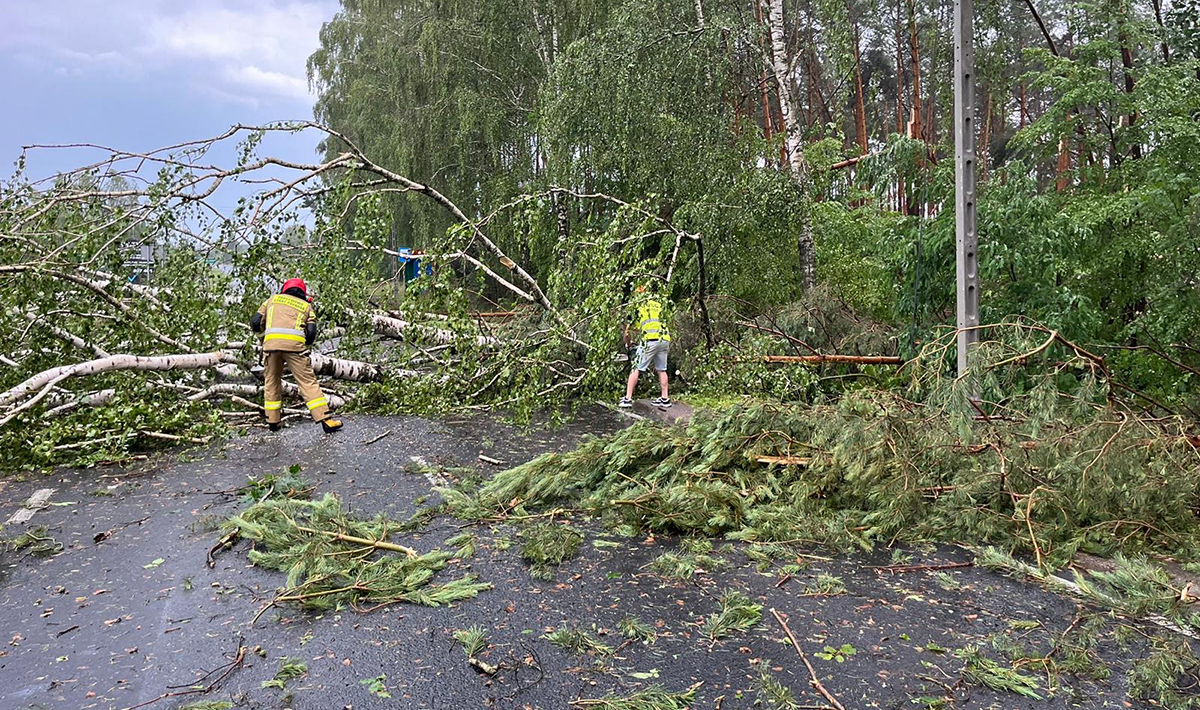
[{"left": 764, "top": 0, "right": 817, "bottom": 289}]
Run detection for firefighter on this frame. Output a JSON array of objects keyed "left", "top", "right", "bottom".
[{"left": 250, "top": 278, "right": 343, "bottom": 433}]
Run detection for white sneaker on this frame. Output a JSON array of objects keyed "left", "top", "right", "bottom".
[{"left": 618, "top": 397, "right": 633, "bottom": 408}]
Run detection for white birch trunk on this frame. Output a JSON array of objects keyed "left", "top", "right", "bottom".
[
  {"left": 766, "top": 0, "right": 817, "bottom": 290},
  {"left": 21, "top": 311, "right": 111, "bottom": 359},
  {"left": 45, "top": 389, "right": 116, "bottom": 417},
  {"left": 0, "top": 351, "right": 236, "bottom": 408},
  {"left": 309, "top": 353, "right": 392, "bottom": 382},
  {"left": 369, "top": 313, "right": 498, "bottom": 349},
  {"left": 187, "top": 383, "right": 348, "bottom": 410}
]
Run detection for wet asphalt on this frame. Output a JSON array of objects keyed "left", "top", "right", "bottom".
[{"left": 0, "top": 409, "right": 1172, "bottom": 710}]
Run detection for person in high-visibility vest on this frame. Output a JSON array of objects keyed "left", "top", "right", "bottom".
[
  {"left": 250, "top": 278, "right": 343, "bottom": 433},
  {"left": 619, "top": 285, "right": 671, "bottom": 409}
]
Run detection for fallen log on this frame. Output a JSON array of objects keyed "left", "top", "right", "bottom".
[
  {"left": 367, "top": 312, "right": 499, "bottom": 349},
  {"left": 308, "top": 353, "right": 385, "bottom": 381},
  {"left": 0, "top": 351, "right": 238, "bottom": 409},
  {"left": 758, "top": 354, "right": 903, "bottom": 365},
  {"left": 45, "top": 389, "right": 116, "bottom": 417},
  {"left": 187, "top": 383, "right": 348, "bottom": 410}
]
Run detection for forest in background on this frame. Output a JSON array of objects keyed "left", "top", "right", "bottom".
[
  {"left": 1, "top": 0, "right": 1199, "bottom": 475},
  {"left": 303, "top": 0, "right": 1200, "bottom": 401}
]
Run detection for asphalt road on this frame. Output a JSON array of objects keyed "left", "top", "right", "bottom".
[{"left": 0, "top": 409, "right": 1166, "bottom": 709}]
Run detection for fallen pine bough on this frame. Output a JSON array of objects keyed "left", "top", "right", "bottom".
[
  {"left": 219, "top": 488, "right": 490, "bottom": 619},
  {"left": 458, "top": 334, "right": 1200, "bottom": 567}
]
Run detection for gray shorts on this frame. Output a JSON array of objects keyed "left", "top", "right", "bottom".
[{"left": 635, "top": 339, "right": 669, "bottom": 372}]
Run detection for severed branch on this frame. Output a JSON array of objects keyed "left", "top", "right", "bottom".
[
  {"left": 771, "top": 608, "right": 847, "bottom": 710},
  {"left": 120, "top": 642, "right": 246, "bottom": 710},
  {"left": 756, "top": 354, "right": 904, "bottom": 365}
]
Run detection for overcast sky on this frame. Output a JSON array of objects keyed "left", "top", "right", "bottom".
[{"left": 1, "top": 0, "right": 340, "bottom": 181}]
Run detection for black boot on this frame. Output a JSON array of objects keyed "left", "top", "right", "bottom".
[{"left": 268, "top": 422, "right": 281, "bottom": 432}]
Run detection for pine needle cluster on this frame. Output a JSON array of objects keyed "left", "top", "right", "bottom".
[
  {"left": 572, "top": 685, "right": 699, "bottom": 710},
  {"left": 703, "top": 590, "right": 762, "bottom": 640},
  {"left": 519, "top": 522, "right": 583, "bottom": 579},
  {"left": 223, "top": 493, "right": 489, "bottom": 611},
  {"left": 543, "top": 625, "right": 613, "bottom": 657}
]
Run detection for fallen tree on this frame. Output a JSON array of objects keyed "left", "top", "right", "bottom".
[{"left": 450, "top": 326, "right": 1200, "bottom": 567}]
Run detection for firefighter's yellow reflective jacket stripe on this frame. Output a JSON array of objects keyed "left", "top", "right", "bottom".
[
  {"left": 260, "top": 293, "right": 314, "bottom": 351},
  {"left": 637, "top": 300, "right": 670, "bottom": 342},
  {"left": 264, "top": 328, "right": 306, "bottom": 343}
]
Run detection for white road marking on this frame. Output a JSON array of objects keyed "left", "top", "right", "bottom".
[{"left": 5, "top": 488, "right": 57, "bottom": 525}]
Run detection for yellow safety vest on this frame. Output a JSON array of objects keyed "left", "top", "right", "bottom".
[
  {"left": 636, "top": 300, "right": 670, "bottom": 342},
  {"left": 262, "top": 294, "right": 311, "bottom": 349}
]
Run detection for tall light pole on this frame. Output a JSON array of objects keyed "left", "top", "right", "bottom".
[{"left": 954, "top": 0, "right": 979, "bottom": 380}]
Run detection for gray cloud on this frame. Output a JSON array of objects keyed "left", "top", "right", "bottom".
[{"left": 3, "top": 0, "right": 337, "bottom": 108}]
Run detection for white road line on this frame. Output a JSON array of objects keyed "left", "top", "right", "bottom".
[{"left": 5, "top": 488, "right": 57, "bottom": 526}]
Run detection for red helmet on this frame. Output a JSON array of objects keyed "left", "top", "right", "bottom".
[{"left": 281, "top": 278, "right": 307, "bottom": 296}]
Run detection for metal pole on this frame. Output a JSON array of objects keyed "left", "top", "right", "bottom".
[{"left": 954, "top": 0, "right": 979, "bottom": 380}]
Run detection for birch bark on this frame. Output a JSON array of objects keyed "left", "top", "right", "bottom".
[{"left": 765, "top": 0, "right": 816, "bottom": 290}]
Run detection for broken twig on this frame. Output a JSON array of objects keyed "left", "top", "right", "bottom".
[{"left": 771, "top": 608, "right": 846, "bottom": 710}]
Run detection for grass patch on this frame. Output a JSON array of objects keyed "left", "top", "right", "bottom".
[
  {"left": 519, "top": 522, "right": 583, "bottom": 579},
  {"left": 703, "top": 590, "right": 762, "bottom": 640}
]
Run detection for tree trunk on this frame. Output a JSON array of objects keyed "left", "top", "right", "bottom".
[
  {"left": 851, "top": 11, "right": 868, "bottom": 153},
  {"left": 895, "top": 0, "right": 906, "bottom": 137},
  {"left": 755, "top": 1, "right": 776, "bottom": 150},
  {"left": 766, "top": 0, "right": 817, "bottom": 290},
  {"left": 1056, "top": 131, "right": 1071, "bottom": 192},
  {"left": 905, "top": 0, "right": 924, "bottom": 143},
  {"left": 369, "top": 313, "right": 498, "bottom": 348},
  {"left": 1117, "top": 5, "right": 1141, "bottom": 159},
  {"left": 1151, "top": 0, "right": 1170, "bottom": 62},
  {"left": 0, "top": 352, "right": 238, "bottom": 409}
]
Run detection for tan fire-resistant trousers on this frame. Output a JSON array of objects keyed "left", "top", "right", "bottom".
[{"left": 263, "top": 351, "right": 330, "bottom": 424}]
